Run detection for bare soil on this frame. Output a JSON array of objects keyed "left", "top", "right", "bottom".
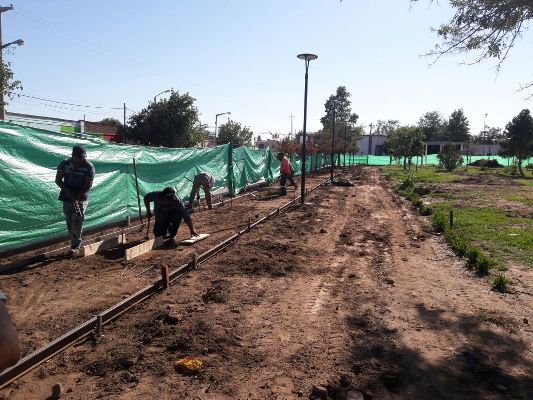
[{"left": 1, "top": 168, "right": 532, "bottom": 400}]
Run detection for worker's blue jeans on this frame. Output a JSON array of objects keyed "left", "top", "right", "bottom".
[
  {"left": 62, "top": 201, "right": 87, "bottom": 249},
  {"left": 153, "top": 215, "right": 182, "bottom": 238}
]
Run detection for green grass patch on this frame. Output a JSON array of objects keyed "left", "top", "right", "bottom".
[
  {"left": 504, "top": 194, "right": 533, "bottom": 206},
  {"left": 492, "top": 274, "right": 511, "bottom": 293}
]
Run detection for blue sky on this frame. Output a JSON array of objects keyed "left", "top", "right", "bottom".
[{"left": 4, "top": 0, "right": 533, "bottom": 137}]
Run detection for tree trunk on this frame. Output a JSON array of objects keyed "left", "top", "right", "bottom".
[{"left": 518, "top": 158, "right": 525, "bottom": 177}]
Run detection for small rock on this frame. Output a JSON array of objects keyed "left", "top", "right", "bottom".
[
  {"left": 495, "top": 384, "right": 507, "bottom": 391},
  {"left": 163, "top": 312, "right": 182, "bottom": 325},
  {"left": 320, "top": 228, "right": 327, "bottom": 234},
  {"left": 231, "top": 309, "right": 240, "bottom": 314},
  {"left": 296, "top": 389, "right": 304, "bottom": 397},
  {"left": 51, "top": 383, "right": 63, "bottom": 399},
  {"left": 346, "top": 390, "right": 364, "bottom": 400},
  {"left": 385, "top": 278, "right": 395, "bottom": 285},
  {"left": 523, "top": 318, "right": 529, "bottom": 325},
  {"left": 401, "top": 257, "right": 408, "bottom": 262},
  {"left": 311, "top": 385, "right": 328, "bottom": 399}
]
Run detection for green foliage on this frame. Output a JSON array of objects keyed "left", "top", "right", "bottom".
[
  {"left": 0, "top": 60, "right": 22, "bottom": 107},
  {"left": 320, "top": 86, "right": 359, "bottom": 129},
  {"left": 432, "top": 211, "right": 448, "bottom": 233},
  {"left": 437, "top": 143, "right": 464, "bottom": 171},
  {"left": 445, "top": 109, "right": 470, "bottom": 142},
  {"left": 397, "top": 171, "right": 417, "bottom": 190},
  {"left": 500, "top": 109, "right": 533, "bottom": 176},
  {"left": 418, "top": 111, "right": 445, "bottom": 141},
  {"left": 217, "top": 119, "right": 253, "bottom": 147},
  {"left": 492, "top": 273, "right": 511, "bottom": 293},
  {"left": 413, "top": 0, "right": 533, "bottom": 94},
  {"left": 387, "top": 126, "right": 425, "bottom": 169},
  {"left": 98, "top": 117, "right": 122, "bottom": 126},
  {"left": 126, "top": 91, "right": 201, "bottom": 147}
]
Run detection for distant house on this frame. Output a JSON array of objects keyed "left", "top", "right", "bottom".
[
  {"left": 254, "top": 135, "right": 280, "bottom": 150},
  {"left": 5, "top": 112, "right": 123, "bottom": 143},
  {"left": 357, "top": 134, "right": 386, "bottom": 155}
]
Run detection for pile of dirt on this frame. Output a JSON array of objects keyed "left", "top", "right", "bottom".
[{"left": 468, "top": 159, "right": 504, "bottom": 168}]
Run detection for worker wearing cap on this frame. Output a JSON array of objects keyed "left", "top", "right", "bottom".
[
  {"left": 0, "top": 290, "right": 20, "bottom": 371},
  {"left": 187, "top": 172, "right": 215, "bottom": 210},
  {"left": 276, "top": 152, "right": 297, "bottom": 196},
  {"left": 55, "top": 145, "right": 95, "bottom": 256},
  {"left": 144, "top": 187, "right": 198, "bottom": 244}
]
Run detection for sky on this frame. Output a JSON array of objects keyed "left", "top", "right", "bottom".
[{"left": 4, "top": 0, "right": 533, "bottom": 138}]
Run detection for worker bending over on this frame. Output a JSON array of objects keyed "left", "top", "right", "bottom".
[
  {"left": 276, "top": 152, "right": 297, "bottom": 196},
  {"left": 55, "top": 145, "right": 95, "bottom": 256},
  {"left": 188, "top": 172, "right": 215, "bottom": 209},
  {"left": 144, "top": 187, "right": 198, "bottom": 244}
]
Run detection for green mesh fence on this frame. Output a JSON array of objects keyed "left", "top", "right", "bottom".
[{"left": 0, "top": 121, "right": 529, "bottom": 252}]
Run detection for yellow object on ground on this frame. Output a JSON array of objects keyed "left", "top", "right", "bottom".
[{"left": 174, "top": 356, "right": 204, "bottom": 375}]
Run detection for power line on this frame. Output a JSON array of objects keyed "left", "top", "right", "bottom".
[{"left": 17, "top": 94, "right": 123, "bottom": 110}]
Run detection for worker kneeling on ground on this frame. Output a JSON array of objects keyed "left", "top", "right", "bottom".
[
  {"left": 55, "top": 145, "right": 95, "bottom": 256},
  {"left": 276, "top": 152, "right": 297, "bottom": 196},
  {"left": 187, "top": 172, "right": 215, "bottom": 210},
  {"left": 144, "top": 187, "right": 198, "bottom": 244}
]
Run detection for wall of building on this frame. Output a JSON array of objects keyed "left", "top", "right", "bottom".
[{"left": 357, "top": 135, "right": 387, "bottom": 155}]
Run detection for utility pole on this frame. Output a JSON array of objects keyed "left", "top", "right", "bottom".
[
  {"left": 123, "top": 103, "right": 126, "bottom": 143},
  {"left": 368, "top": 123, "right": 374, "bottom": 156},
  {"left": 289, "top": 113, "right": 295, "bottom": 140},
  {"left": 0, "top": 5, "right": 14, "bottom": 120}
]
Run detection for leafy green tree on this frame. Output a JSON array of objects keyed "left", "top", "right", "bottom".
[
  {"left": 98, "top": 117, "right": 122, "bottom": 126},
  {"left": 376, "top": 120, "right": 400, "bottom": 137},
  {"left": 217, "top": 120, "right": 253, "bottom": 147},
  {"left": 418, "top": 111, "right": 445, "bottom": 141},
  {"left": 445, "top": 109, "right": 470, "bottom": 142},
  {"left": 437, "top": 143, "right": 464, "bottom": 171},
  {"left": 500, "top": 109, "right": 533, "bottom": 176},
  {"left": 126, "top": 91, "right": 202, "bottom": 147},
  {"left": 413, "top": 0, "right": 533, "bottom": 94},
  {"left": 319, "top": 86, "right": 360, "bottom": 159},
  {"left": 388, "top": 126, "right": 425, "bottom": 169},
  {"left": 472, "top": 126, "right": 504, "bottom": 144},
  {"left": 1, "top": 60, "right": 22, "bottom": 108}
]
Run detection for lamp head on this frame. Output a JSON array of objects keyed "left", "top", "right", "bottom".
[{"left": 297, "top": 53, "right": 318, "bottom": 61}]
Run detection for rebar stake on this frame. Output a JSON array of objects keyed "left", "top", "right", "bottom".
[
  {"left": 96, "top": 314, "right": 103, "bottom": 337},
  {"left": 449, "top": 209, "right": 454, "bottom": 228},
  {"left": 192, "top": 253, "right": 198, "bottom": 269},
  {"left": 248, "top": 216, "right": 251, "bottom": 231},
  {"left": 161, "top": 265, "right": 169, "bottom": 289}
]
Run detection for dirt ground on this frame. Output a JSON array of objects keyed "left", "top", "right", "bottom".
[{"left": 1, "top": 168, "right": 532, "bottom": 400}]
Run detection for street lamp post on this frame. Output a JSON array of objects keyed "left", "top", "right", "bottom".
[
  {"left": 330, "top": 103, "right": 336, "bottom": 182},
  {"left": 482, "top": 112, "right": 488, "bottom": 156},
  {"left": 154, "top": 89, "right": 171, "bottom": 103},
  {"left": 0, "top": 5, "right": 23, "bottom": 120},
  {"left": 215, "top": 112, "right": 231, "bottom": 144},
  {"left": 297, "top": 53, "right": 318, "bottom": 204}
]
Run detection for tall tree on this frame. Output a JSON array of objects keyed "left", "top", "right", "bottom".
[
  {"left": 320, "top": 86, "right": 359, "bottom": 128},
  {"left": 217, "top": 120, "right": 253, "bottom": 148},
  {"left": 500, "top": 109, "right": 533, "bottom": 176},
  {"left": 0, "top": 60, "right": 22, "bottom": 109},
  {"left": 445, "top": 109, "right": 470, "bottom": 142},
  {"left": 413, "top": 0, "right": 533, "bottom": 95},
  {"left": 98, "top": 117, "right": 122, "bottom": 126},
  {"left": 375, "top": 120, "right": 400, "bottom": 137},
  {"left": 472, "top": 126, "right": 504, "bottom": 144},
  {"left": 319, "top": 86, "right": 361, "bottom": 156},
  {"left": 418, "top": 111, "right": 446, "bottom": 141},
  {"left": 387, "top": 126, "right": 425, "bottom": 169},
  {"left": 126, "top": 91, "right": 202, "bottom": 147}
]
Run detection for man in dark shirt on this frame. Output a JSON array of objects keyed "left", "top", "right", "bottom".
[
  {"left": 0, "top": 290, "right": 20, "bottom": 372},
  {"left": 55, "top": 145, "right": 95, "bottom": 255},
  {"left": 144, "top": 187, "right": 198, "bottom": 244}
]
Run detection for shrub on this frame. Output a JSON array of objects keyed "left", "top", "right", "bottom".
[
  {"left": 467, "top": 247, "right": 482, "bottom": 269},
  {"left": 397, "top": 172, "right": 417, "bottom": 191},
  {"left": 437, "top": 144, "right": 464, "bottom": 171},
  {"left": 446, "top": 231, "right": 468, "bottom": 257},
  {"left": 420, "top": 205, "right": 433, "bottom": 216},
  {"left": 432, "top": 211, "right": 448, "bottom": 233},
  {"left": 492, "top": 273, "right": 511, "bottom": 293}
]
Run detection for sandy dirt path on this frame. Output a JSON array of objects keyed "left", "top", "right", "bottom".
[{"left": 2, "top": 167, "right": 531, "bottom": 400}]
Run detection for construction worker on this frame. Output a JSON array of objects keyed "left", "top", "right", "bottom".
[
  {"left": 276, "top": 152, "right": 297, "bottom": 196},
  {"left": 144, "top": 187, "right": 198, "bottom": 244},
  {"left": 55, "top": 145, "right": 95, "bottom": 256},
  {"left": 187, "top": 172, "right": 215, "bottom": 209},
  {"left": 0, "top": 291, "right": 20, "bottom": 372}
]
